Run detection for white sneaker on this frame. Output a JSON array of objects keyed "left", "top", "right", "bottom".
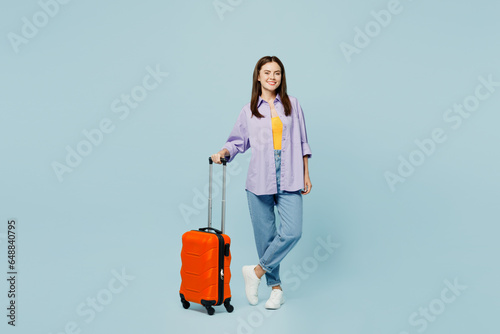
[
  {"left": 242, "top": 265, "right": 261, "bottom": 305},
  {"left": 265, "top": 289, "right": 285, "bottom": 309}
]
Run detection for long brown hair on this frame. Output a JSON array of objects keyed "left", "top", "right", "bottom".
[{"left": 250, "top": 56, "right": 292, "bottom": 118}]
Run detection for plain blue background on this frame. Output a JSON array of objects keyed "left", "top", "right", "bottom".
[{"left": 1, "top": 0, "right": 499, "bottom": 333}]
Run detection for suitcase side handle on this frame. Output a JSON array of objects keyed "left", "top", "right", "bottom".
[{"left": 198, "top": 227, "right": 222, "bottom": 234}]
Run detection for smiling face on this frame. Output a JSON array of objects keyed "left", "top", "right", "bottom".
[{"left": 257, "top": 61, "right": 282, "bottom": 94}]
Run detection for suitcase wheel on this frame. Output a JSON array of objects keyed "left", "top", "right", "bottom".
[
  {"left": 224, "top": 300, "right": 234, "bottom": 313},
  {"left": 179, "top": 294, "right": 190, "bottom": 309},
  {"left": 205, "top": 306, "right": 215, "bottom": 316}
]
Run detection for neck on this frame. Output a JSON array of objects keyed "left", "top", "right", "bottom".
[{"left": 260, "top": 89, "right": 277, "bottom": 103}]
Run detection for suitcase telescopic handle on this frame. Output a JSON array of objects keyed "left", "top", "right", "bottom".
[
  {"left": 208, "top": 156, "right": 227, "bottom": 233},
  {"left": 208, "top": 157, "right": 227, "bottom": 164}
]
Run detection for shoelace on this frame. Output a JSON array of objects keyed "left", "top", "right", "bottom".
[{"left": 270, "top": 290, "right": 282, "bottom": 299}]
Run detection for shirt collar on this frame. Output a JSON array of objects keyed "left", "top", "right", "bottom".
[{"left": 257, "top": 93, "right": 281, "bottom": 107}]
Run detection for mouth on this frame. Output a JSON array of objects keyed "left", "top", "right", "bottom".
[{"left": 267, "top": 81, "right": 276, "bottom": 86}]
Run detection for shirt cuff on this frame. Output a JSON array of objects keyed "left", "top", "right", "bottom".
[
  {"left": 302, "top": 142, "right": 312, "bottom": 159},
  {"left": 222, "top": 143, "right": 237, "bottom": 163}
]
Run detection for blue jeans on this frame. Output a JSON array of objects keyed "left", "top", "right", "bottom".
[{"left": 246, "top": 150, "right": 303, "bottom": 287}]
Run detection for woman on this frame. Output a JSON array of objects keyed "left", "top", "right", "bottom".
[{"left": 211, "top": 56, "right": 312, "bottom": 310}]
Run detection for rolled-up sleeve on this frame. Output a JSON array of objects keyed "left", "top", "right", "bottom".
[
  {"left": 222, "top": 109, "right": 250, "bottom": 163},
  {"left": 296, "top": 100, "right": 312, "bottom": 158}
]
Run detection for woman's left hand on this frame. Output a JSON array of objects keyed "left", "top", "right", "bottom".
[{"left": 301, "top": 173, "right": 312, "bottom": 195}]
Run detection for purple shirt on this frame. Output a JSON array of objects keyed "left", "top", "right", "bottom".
[{"left": 222, "top": 94, "right": 312, "bottom": 195}]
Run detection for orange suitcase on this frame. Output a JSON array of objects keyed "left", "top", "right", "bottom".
[{"left": 179, "top": 157, "right": 233, "bottom": 315}]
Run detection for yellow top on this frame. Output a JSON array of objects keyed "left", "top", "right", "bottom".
[{"left": 271, "top": 116, "right": 283, "bottom": 150}]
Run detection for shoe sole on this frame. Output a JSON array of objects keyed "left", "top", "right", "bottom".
[{"left": 265, "top": 297, "right": 284, "bottom": 309}]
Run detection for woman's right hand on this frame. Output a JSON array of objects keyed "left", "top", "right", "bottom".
[{"left": 211, "top": 149, "right": 229, "bottom": 164}]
